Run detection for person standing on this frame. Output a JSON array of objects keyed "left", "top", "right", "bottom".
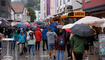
[
  {"left": 42, "top": 27, "right": 48, "bottom": 51},
  {"left": 71, "top": 35, "right": 87, "bottom": 60},
  {"left": 17, "top": 30, "right": 26, "bottom": 55},
  {"left": 27, "top": 31, "right": 35, "bottom": 55},
  {"left": 66, "top": 32, "right": 72, "bottom": 60},
  {"left": 47, "top": 28, "right": 57, "bottom": 59},
  {"left": 56, "top": 29, "right": 65, "bottom": 60},
  {"left": 34, "top": 27, "right": 42, "bottom": 51}
]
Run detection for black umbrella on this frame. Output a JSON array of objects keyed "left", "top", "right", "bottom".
[
  {"left": 0, "top": 19, "right": 9, "bottom": 27},
  {"left": 70, "top": 24, "right": 95, "bottom": 37},
  {"left": 8, "top": 26, "right": 15, "bottom": 30}
]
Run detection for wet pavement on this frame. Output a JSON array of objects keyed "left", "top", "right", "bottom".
[
  {"left": 0, "top": 41, "right": 100, "bottom": 60},
  {"left": 0, "top": 42, "right": 68, "bottom": 60}
]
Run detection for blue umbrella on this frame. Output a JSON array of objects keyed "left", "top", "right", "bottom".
[
  {"left": 35, "top": 20, "right": 44, "bottom": 25},
  {"left": 29, "top": 24, "right": 37, "bottom": 29},
  {"left": 16, "top": 24, "right": 27, "bottom": 28}
]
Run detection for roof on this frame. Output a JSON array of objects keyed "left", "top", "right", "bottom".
[{"left": 11, "top": 3, "right": 24, "bottom": 13}]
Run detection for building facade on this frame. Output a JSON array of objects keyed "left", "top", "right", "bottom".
[
  {"left": 40, "top": 0, "right": 45, "bottom": 20},
  {"left": 0, "top": 0, "right": 11, "bottom": 18},
  {"left": 11, "top": 3, "right": 30, "bottom": 22},
  {"left": 82, "top": 0, "right": 105, "bottom": 17},
  {"left": 40, "top": 0, "right": 83, "bottom": 21},
  {"left": 35, "top": 10, "right": 41, "bottom": 20}
]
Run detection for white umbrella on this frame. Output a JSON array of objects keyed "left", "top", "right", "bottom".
[
  {"left": 62, "top": 24, "right": 75, "bottom": 29},
  {"left": 93, "top": 18, "right": 105, "bottom": 27},
  {"left": 74, "top": 16, "right": 105, "bottom": 26}
]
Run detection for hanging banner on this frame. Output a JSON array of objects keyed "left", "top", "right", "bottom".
[
  {"left": 99, "top": 34, "right": 105, "bottom": 55},
  {"left": 45, "top": 0, "right": 47, "bottom": 16}
]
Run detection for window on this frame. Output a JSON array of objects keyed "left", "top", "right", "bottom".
[
  {"left": 60, "top": 0, "right": 62, "bottom": 5},
  {"left": 85, "top": 0, "right": 91, "bottom": 2},
  {"left": 17, "top": 14, "right": 20, "bottom": 17},
  {"left": 63, "top": 0, "right": 65, "bottom": 4},
  {"left": 68, "top": 0, "right": 70, "bottom": 2},
  {"left": 1, "top": 0, "right": 6, "bottom": 6}
]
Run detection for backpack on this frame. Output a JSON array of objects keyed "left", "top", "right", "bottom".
[{"left": 58, "top": 36, "right": 65, "bottom": 47}]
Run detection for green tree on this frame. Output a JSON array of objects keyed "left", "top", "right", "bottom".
[{"left": 27, "top": 8, "right": 36, "bottom": 22}]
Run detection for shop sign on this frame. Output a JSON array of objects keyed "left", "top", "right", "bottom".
[
  {"left": 99, "top": 34, "right": 105, "bottom": 55},
  {"left": 74, "top": 11, "right": 85, "bottom": 17}
]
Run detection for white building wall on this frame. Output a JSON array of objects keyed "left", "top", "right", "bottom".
[
  {"left": 35, "top": 10, "right": 41, "bottom": 20},
  {"left": 11, "top": 9, "right": 15, "bottom": 21},
  {"left": 40, "top": 0, "right": 45, "bottom": 20},
  {"left": 50, "top": 0, "right": 57, "bottom": 16},
  {"left": 15, "top": 14, "right": 22, "bottom": 21},
  {"left": 72, "top": 0, "right": 82, "bottom": 10}
]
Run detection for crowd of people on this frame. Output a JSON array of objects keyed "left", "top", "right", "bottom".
[{"left": 0, "top": 23, "right": 96, "bottom": 60}]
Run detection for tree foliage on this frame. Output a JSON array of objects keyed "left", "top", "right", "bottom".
[{"left": 27, "top": 8, "right": 36, "bottom": 22}]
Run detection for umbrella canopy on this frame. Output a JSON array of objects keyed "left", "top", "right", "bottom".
[
  {"left": 62, "top": 24, "right": 75, "bottom": 29},
  {"left": 35, "top": 20, "right": 44, "bottom": 25},
  {"left": 65, "top": 29, "right": 72, "bottom": 33},
  {"left": 74, "top": 16, "right": 105, "bottom": 26},
  {"left": 70, "top": 24, "right": 95, "bottom": 37},
  {"left": 24, "top": 22, "right": 30, "bottom": 27},
  {"left": 33, "top": 23, "right": 38, "bottom": 26},
  {"left": 16, "top": 24, "right": 27, "bottom": 28},
  {"left": 0, "top": 19, "right": 9, "bottom": 27},
  {"left": 8, "top": 26, "right": 15, "bottom": 30},
  {"left": 94, "top": 18, "right": 105, "bottom": 27},
  {"left": 29, "top": 24, "right": 37, "bottom": 29}
]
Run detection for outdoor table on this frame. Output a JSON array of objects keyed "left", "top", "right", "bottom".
[{"left": 2, "top": 38, "right": 14, "bottom": 60}]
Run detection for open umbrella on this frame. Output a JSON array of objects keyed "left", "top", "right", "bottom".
[
  {"left": 24, "top": 22, "right": 30, "bottom": 27},
  {"left": 65, "top": 29, "right": 72, "bottom": 33},
  {"left": 29, "top": 24, "right": 37, "bottom": 29},
  {"left": 16, "top": 24, "right": 27, "bottom": 28},
  {"left": 70, "top": 24, "right": 95, "bottom": 37},
  {"left": 0, "top": 19, "right": 9, "bottom": 27},
  {"left": 33, "top": 23, "right": 38, "bottom": 26},
  {"left": 74, "top": 16, "right": 105, "bottom": 26},
  {"left": 62, "top": 24, "right": 75, "bottom": 29},
  {"left": 35, "top": 20, "right": 44, "bottom": 25}
]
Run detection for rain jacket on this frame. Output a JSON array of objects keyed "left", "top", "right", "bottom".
[
  {"left": 34, "top": 27, "right": 42, "bottom": 42},
  {"left": 17, "top": 33, "right": 26, "bottom": 43},
  {"left": 71, "top": 35, "right": 87, "bottom": 53},
  {"left": 42, "top": 29, "right": 48, "bottom": 40}
]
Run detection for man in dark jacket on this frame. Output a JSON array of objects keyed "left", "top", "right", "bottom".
[
  {"left": 71, "top": 35, "right": 87, "bottom": 60},
  {"left": 42, "top": 27, "right": 48, "bottom": 51}
]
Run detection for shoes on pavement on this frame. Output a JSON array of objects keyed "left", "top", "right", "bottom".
[
  {"left": 67, "top": 56, "right": 72, "bottom": 60},
  {"left": 20, "top": 53, "right": 23, "bottom": 56},
  {"left": 43, "top": 49, "right": 46, "bottom": 51}
]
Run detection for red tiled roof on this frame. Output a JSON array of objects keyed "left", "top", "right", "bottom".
[{"left": 11, "top": 3, "right": 24, "bottom": 13}]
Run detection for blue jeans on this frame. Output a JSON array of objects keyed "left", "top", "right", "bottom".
[
  {"left": 28, "top": 45, "right": 35, "bottom": 54},
  {"left": 11, "top": 41, "right": 16, "bottom": 49},
  {"left": 56, "top": 50, "right": 64, "bottom": 60}
]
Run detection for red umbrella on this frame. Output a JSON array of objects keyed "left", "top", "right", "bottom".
[
  {"left": 24, "top": 22, "right": 30, "bottom": 27},
  {"left": 25, "top": 23, "right": 30, "bottom": 27},
  {"left": 65, "top": 28, "right": 72, "bottom": 33},
  {"left": 33, "top": 23, "right": 38, "bottom": 26}
]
